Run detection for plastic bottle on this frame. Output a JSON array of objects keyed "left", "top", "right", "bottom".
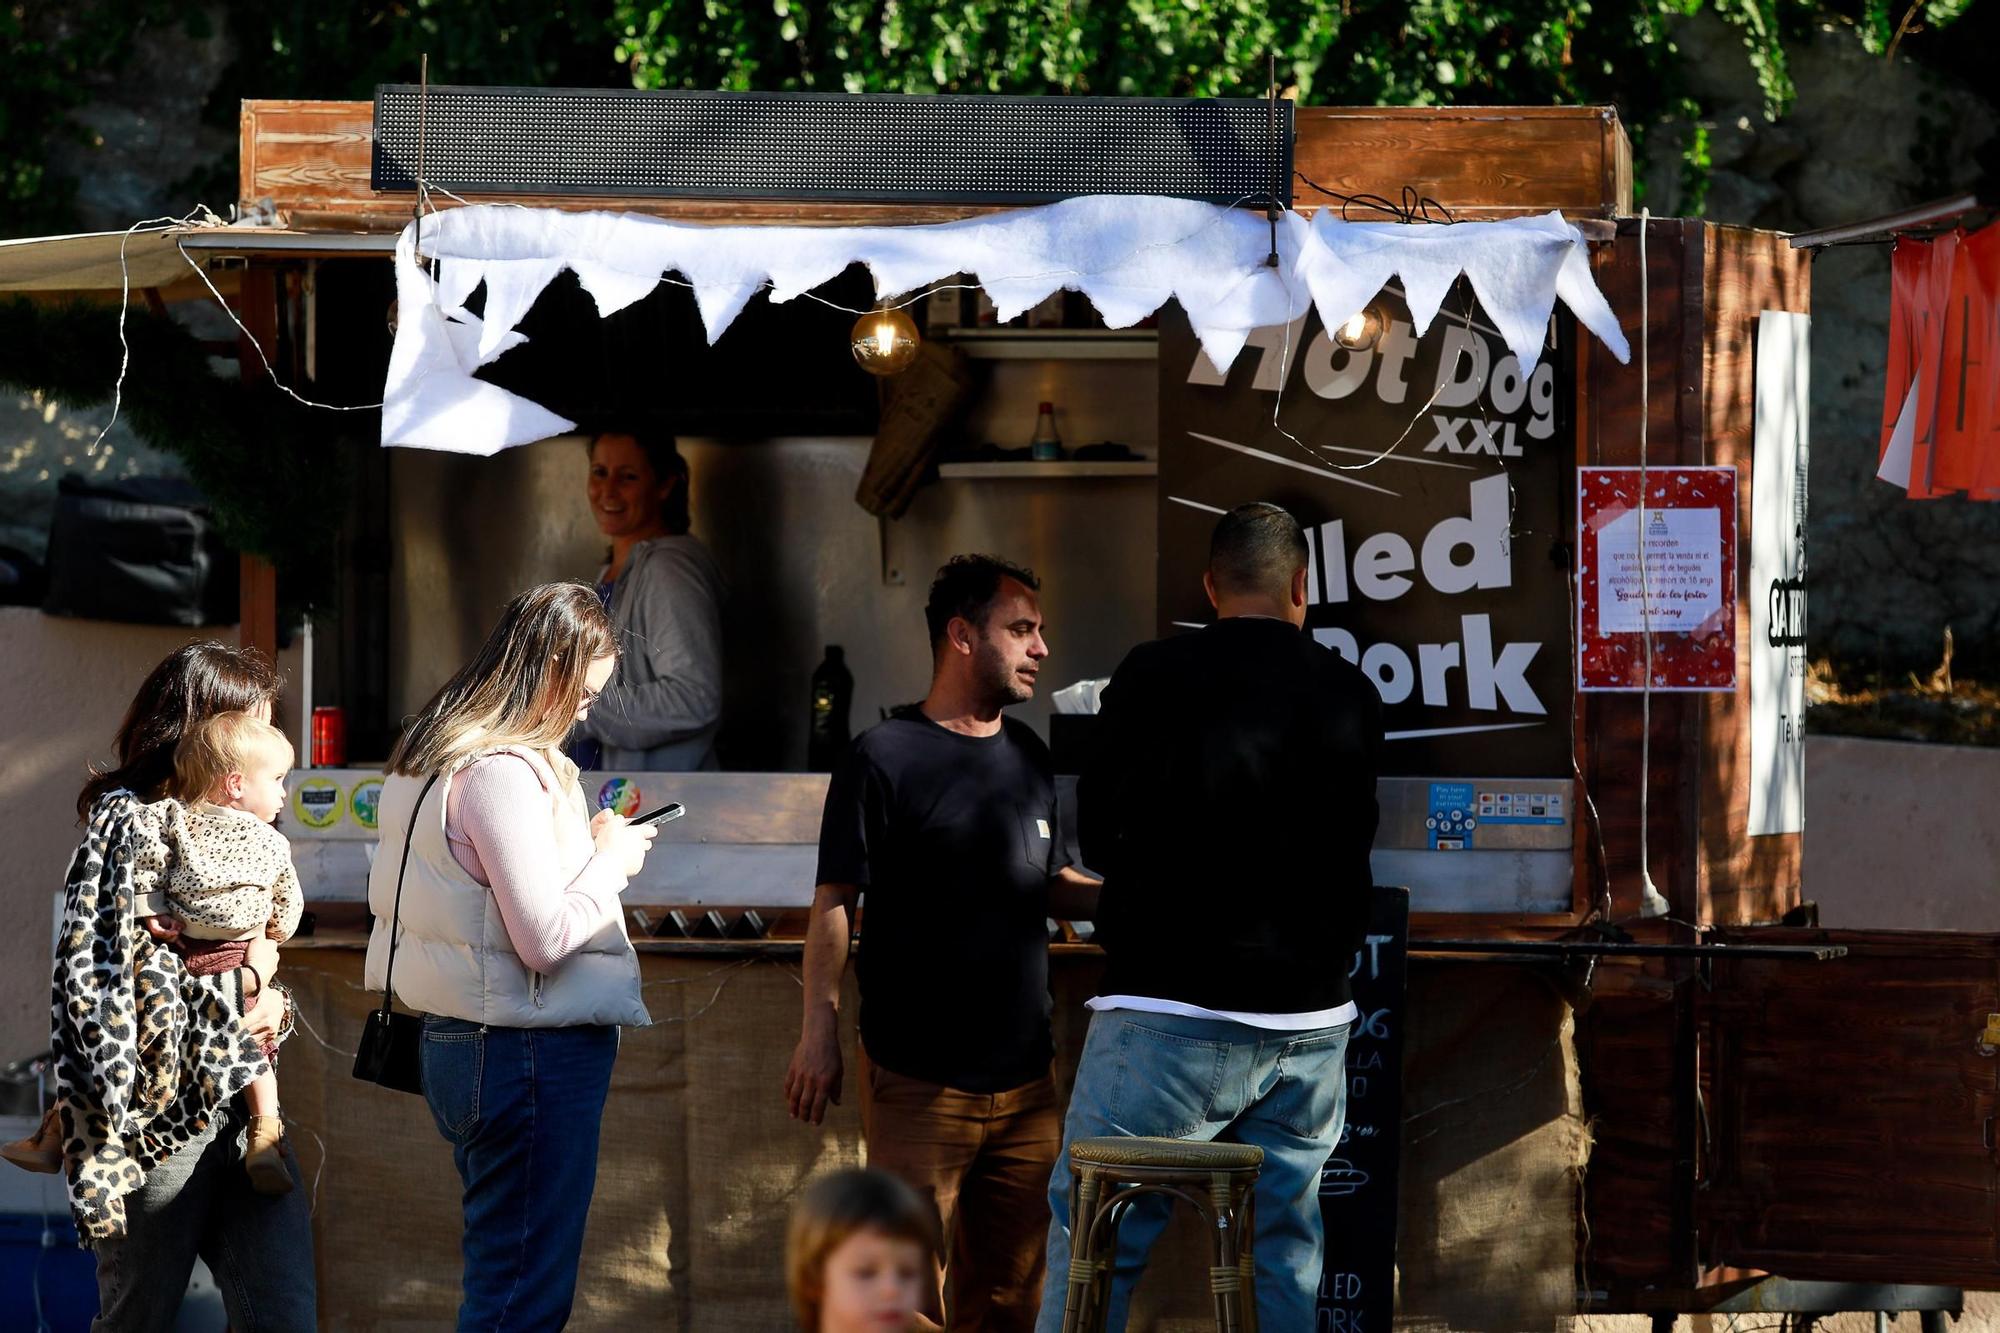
[{"left": 1030, "top": 401, "right": 1063, "bottom": 461}]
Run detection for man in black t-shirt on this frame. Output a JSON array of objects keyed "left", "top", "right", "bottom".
[{"left": 787, "top": 554, "right": 1101, "bottom": 1333}]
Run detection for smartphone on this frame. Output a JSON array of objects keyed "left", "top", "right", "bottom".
[{"left": 633, "top": 802, "right": 685, "bottom": 826}]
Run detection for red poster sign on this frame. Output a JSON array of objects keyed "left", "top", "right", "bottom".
[{"left": 1578, "top": 466, "right": 1738, "bottom": 692}]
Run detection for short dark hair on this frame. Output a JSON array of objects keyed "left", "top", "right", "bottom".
[
  {"left": 924, "top": 554, "right": 1040, "bottom": 650},
  {"left": 786, "top": 1169, "right": 937, "bottom": 1333},
  {"left": 1209, "top": 502, "right": 1308, "bottom": 599},
  {"left": 591, "top": 430, "right": 691, "bottom": 534}
]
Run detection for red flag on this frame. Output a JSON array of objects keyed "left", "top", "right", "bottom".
[
  {"left": 1943, "top": 226, "right": 2000, "bottom": 500},
  {"left": 1912, "top": 232, "right": 1960, "bottom": 498},
  {"left": 1934, "top": 227, "right": 2000, "bottom": 491},
  {"left": 1880, "top": 237, "right": 1926, "bottom": 463},
  {"left": 1879, "top": 235, "right": 1961, "bottom": 497}
]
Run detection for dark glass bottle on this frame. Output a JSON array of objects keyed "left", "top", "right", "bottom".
[{"left": 808, "top": 645, "right": 854, "bottom": 771}]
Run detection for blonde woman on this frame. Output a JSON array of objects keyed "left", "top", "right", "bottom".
[{"left": 365, "top": 582, "right": 658, "bottom": 1331}]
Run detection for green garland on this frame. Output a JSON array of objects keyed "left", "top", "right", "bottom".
[{"left": 0, "top": 297, "right": 347, "bottom": 611}]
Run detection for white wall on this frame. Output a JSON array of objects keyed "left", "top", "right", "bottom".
[
  {"left": 388, "top": 424, "right": 1159, "bottom": 770},
  {"left": 0, "top": 609, "right": 301, "bottom": 1061},
  {"left": 1804, "top": 734, "right": 2000, "bottom": 932}
]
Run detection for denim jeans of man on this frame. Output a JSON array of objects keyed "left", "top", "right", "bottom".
[
  {"left": 421, "top": 1018, "right": 619, "bottom": 1333},
  {"left": 91, "top": 1104, "right": 317, "bottom": 1333},
  {"left": 1034, "top": 1010, "right": 1351, "bottom": 1333}
]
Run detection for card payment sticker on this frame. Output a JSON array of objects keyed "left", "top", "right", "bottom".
[{"left": 1426, "top": 782, "right": 1476, "bottom": 851}]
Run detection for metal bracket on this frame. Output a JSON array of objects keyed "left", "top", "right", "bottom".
[
  {"left": 1413, "top": 940, "right": 1848, "bottom": 962},
  {"left": 876, "top": 514, "right": 904, "bottom": 588}
]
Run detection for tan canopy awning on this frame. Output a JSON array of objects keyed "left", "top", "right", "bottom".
[
  {"left": 0, "top": 224, "right": 392, "bottom": 300},
  {"left": 0, "top": 228, "right": 197, "bottom": 293}
]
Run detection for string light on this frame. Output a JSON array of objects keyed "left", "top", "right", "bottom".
[
  {"left": 849, "top": 305, "right": 920, "bottom": 375},
  {"left": 1332, "top": 303, "right": 1387, "bottom": 352}
]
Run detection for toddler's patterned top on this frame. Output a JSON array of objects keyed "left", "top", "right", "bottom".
[{"left": 158, "top": 802, "right": 302, "bottom": 942}]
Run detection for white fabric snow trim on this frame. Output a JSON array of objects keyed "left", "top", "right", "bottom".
[{"left": 382, "top": 197, "right": 1631, "bottom": 455}]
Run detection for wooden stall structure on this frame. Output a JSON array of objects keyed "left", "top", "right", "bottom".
[{"left": 182, "top": 93, "right": 2000, "bottom": 1326}]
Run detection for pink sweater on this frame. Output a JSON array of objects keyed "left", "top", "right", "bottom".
[{"left": 443, "top": 753, "right": 629, "bottom": 974}]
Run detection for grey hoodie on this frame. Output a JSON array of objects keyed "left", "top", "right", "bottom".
[{"left": 582, "top": 534, "right": 726, "bottom": 770}]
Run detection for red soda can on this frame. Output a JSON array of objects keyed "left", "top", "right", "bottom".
[{"left": 311, "top": 706, "right": 346, "bottom": 768}]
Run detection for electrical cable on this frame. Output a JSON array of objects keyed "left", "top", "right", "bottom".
[
  {"left": 168, "top": 239, "right": 384, "bottom": 412},
  {"left": 1634, "top": 208, "right": 1670, "bottom": 921},
  {"left": 1294, "top": 172, "right": 1456, "bottom": 225},
  {"left": 1258, "top": 267, "right": 1477, "bottom": 480},
  {"left": 32, "top": 1062, "right": 53, "bottom": 1333},
  {"left": 85, "top": 208, "right": 222, "bottom": 451}
]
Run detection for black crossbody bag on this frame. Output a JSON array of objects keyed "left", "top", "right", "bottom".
[{"left": 352, "top": 772, "right": 442, "bottom": 1095}]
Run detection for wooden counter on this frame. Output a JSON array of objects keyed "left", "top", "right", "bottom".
[{"left": 275, "top": 939, "right": 1582, "bottom": 1329}]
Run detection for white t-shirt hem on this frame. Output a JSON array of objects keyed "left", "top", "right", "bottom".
[{"left": 1086, "top": 995, "right": 1359, "bottom": 1032}]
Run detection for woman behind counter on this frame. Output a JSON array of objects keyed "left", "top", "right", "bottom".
[{"left": 572, "top": 429, "right": 726, "bottom": 772}]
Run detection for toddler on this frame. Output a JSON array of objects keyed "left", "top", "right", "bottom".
[
  {"left": 787, "top": 1168, "right": 939, "bottom": 1333},
  {"left": 154, "top": 711, "right": 303, "bottom": 1194},
  {"left": 4, "top": 712, "right": 302, "bottom": 1187}
]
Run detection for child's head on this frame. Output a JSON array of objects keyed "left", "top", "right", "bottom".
[
  {"left": 786, "top": 1168, "right": 936, "bottom": 1333},
  {"left": 173, "top": 711, "right": 294, "bottom": 823}
]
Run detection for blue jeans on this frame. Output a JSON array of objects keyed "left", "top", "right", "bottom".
[
  {"left": 92, "top": 1104, "right": 317, "bottom": 1332},
  {"left": 421, "top": 1018, "right": 620, "bottom": 1333},
  {"left": 1034, "top": 1010, "right": 1351, "bottom": 1333}
]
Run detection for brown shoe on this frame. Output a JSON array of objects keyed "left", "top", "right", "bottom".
[
  {"left": 244, "top": 1115, "right": 294, "bottom": 1195},
  {"left": 1, "top": 1105, "right": 62, "bottom": 1175}
]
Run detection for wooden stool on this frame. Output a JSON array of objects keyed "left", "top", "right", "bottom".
[{"left": 1058, "top": 1136, "right": 1265, "bottom": 1333}]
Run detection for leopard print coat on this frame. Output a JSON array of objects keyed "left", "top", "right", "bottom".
[{"left": 50, "top": 793, "right": 276, "bottom": 1245}]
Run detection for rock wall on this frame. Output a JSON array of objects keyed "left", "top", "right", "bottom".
[
  {"left": 1647, "top": 13, "right": 2000, "bottom": 676},
  {"left": 38, "top": 7, "right": 237, "bottom": 235}
]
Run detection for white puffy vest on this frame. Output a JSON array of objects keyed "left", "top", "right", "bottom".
[{"left": 363, "top": 746, "right": 650, "bottom": 1028}]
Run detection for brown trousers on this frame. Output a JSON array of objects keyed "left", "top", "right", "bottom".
[{"left": 860, "top": 1056, "right": 1062, "bottom": 1333}]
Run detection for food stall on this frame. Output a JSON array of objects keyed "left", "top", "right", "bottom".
[{"left": 146, "top": 88, "right": 2000, "bottom": 1329}]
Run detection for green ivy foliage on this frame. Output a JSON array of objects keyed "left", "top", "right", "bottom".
[
  {"left": 1849, "top": 0, "right": 1975, "bottom": 54},
  {"left": 606, "top": 1, "right": 1966, "bottom": 118},
  {"left": 1, "top": 1, "right": 182, "bottom": 234},
  {"left": 5, "top": 1, "right": 1985, "bottom": 240}
]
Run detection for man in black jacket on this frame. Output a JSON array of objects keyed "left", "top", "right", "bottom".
[{"left": 1033, "top": 502, "right": 1383, "bottom": 1333}]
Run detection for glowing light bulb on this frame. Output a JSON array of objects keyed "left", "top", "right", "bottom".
[
  {"left": 851, "top": 306, "right": 920, "bottom": 376},
  {"left": 1333, "top": 304, "right": 1385, "bottom": 352}
]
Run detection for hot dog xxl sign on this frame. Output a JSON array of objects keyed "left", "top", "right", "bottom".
[{"left": 1159, "top": 291, "right": 1574, "bottom": 777}]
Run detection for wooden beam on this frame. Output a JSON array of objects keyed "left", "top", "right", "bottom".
[
  {"left": 242, "top": 98, "right": 1634, "bottom": 231},
  {"left": 1291, "top": 105, "right": 1631, "bottom": 220},
  {"left": 1583, "top": 217, "right": 1707, "bottom": 923},
  {"left": 240, "top": 553, "right": 279, "bottom": 658},
  {"left": 1694, "top": 223, "right": 1809, "bottom": 926},
  {"left": 236, "top": 261, "right": 281, "bottom": 658},
  {"left": 240, "top": 100, "right": 379, "bottom": 220}
]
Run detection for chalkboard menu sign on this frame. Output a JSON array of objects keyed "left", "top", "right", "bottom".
[
  {"left": 1156, "top": 299, "right": 1576, "bottom": 778},
  {"left": 1316, "top": 884, "right": 1409, "bottom": 1331}
]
